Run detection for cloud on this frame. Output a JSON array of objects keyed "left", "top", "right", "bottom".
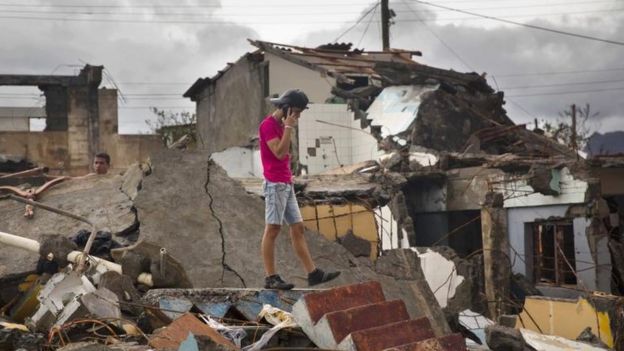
[
  {"left": 0, "top": 0, "right": 258, "bottom": 132},
  {"left": 1, "top": 0, "right": 622, "bottom": 134}
]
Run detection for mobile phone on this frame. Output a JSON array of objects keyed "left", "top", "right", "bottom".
[{"left": 281, "top": 104, "right": 290, "bottom": 119}]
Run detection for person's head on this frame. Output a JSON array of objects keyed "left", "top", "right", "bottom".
[
  {"left": 270, "top": 89, "right": 309, "bottom": 118},
  {"left": 93, "top": 152, "right": 110, "bottom": 174}
]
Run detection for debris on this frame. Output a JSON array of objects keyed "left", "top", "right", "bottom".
[
  {"left": 148, "top": 313, "right": 237, "bottom": 350},
  {"left": 71, "top": 229, "right": 122, "bottom": 260},
  {"left": 459, "top": 309, "right": 494, "bottom": 346},
  {"left": 576, "top": 327, "right": 610, "bottom": 348},
  {"left": 0, "top": 173, "right": 139, "bottom": 276},
  {"left": 244, "top": 305, "right": 296, "bottom": 351},
  {"left": 485, "top": 324, "right": 528, "bottom": 351},
  {"left": 516, "top": 296, "right": 616, "bottom": 348},
  {"left": 0, "top": 322, "right": 28, "bottom": 332},
  {"left": 520, "top": 328, "right": 609, "bottom": 350},
  {"left": 527, "top": 164, "right": 561, "bottom": 196},
  {"left": 199, "top": 315, "right": 246, "bottom": 348},
  {"left": 0, "top": 326, "right": 44, "bottom": 351},
  {"left": 56, "top": 341, "right": 114, "bottom": 351}
]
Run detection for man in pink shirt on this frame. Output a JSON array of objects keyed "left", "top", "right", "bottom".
[{"left": 259, "top": 89, "right": 340, "bottom": 290}]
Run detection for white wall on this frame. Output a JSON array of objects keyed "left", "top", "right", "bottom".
[
  {"left": 299, "top": 103, "right": 383, "bottom": 175},
  {"left": 266, "top": 53, "right": 335, "bottom": 104},
  {"left": 414, "top": 248, "right": 465, "bottom": 308}
]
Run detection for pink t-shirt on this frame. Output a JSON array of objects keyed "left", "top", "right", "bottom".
[{"left": 259, "top": 115, "right": 292, "bottom": 183}]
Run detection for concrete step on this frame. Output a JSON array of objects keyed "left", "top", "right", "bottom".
[
  {"left": 337, "top": 317, "right": 435, "bottom": 351},
  {"left": 296, "top": 281, "right": 386, "bottom": 324},
  {"left": 312, "top": 300, "right": 410, "bottom": 349}
]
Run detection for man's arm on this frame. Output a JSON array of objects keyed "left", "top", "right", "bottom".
[
  {"left": 267, "top": 127, "right": 293, "bottom": 160},
  {"left": 266, "top": 112, "right": 298, "bottom": 160}
]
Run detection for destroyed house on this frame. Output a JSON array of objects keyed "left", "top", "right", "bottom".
[
  {"left": 186, "top": 40, "right": 624, "bottom": 300},
  {"left": 0, "top": 64, "right": 161, "bottom": 175}
]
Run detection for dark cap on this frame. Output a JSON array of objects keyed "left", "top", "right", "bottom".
[{"left": 270, "top": 89, "right": 310, "bottom": 109}]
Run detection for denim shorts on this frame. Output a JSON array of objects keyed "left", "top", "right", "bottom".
[{"left": 263, "top": 181, "right": 303, "bottom": 225}]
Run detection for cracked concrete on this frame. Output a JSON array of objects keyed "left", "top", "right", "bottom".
[{"left": 204, "top": 158, "right": 246, "bottom": 287}]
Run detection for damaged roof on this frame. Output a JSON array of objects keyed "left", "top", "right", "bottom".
[
  {"left": 183, "top": 39, "right": 424, "bottom": 100},
  {"left": 248, "top": 39, "right": 422, "bottom": 84}
]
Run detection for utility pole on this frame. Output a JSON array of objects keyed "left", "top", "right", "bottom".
[{"left": 381, "top": 0, "right": 390, "bottom": 51}]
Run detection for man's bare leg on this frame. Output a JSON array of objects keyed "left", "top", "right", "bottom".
[
  {"left": 289, "top": 222, "right": 316, "bottom": 273},
  {"left": 262, "top": 224, "right": 281, "bottom": 276}
]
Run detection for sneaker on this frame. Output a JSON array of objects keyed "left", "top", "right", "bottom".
[
  {"left": 308, "top": 268, "right": 341, "bottom": 286},
  {"left": 264, "top": 274, "right": 295, "bottom": 290}
]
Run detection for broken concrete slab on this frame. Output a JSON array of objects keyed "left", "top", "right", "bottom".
[
  {"left": 0, "top": 173, "right": 140, "bottom": 275},
  {"left": 133, "top": 150, "right": 450, "bottom": 335}
]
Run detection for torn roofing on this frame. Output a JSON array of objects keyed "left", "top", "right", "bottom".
[
  {"left": 184, "top": 38, "right": 424, "bottom": 100},
  {"left": 248, "top": 39, "right": 422, "bottom": 84}
]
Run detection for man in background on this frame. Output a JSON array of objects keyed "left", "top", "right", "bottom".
[{"left": 93, "top": 152, "right": 110, "bottom": 175}]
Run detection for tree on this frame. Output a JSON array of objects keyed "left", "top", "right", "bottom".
[
  {"left": 539, "top": 103, "right": 598, "bottom": 152},
  {"left": 145, "top": 107, "right": 198, "bottom": 148}
]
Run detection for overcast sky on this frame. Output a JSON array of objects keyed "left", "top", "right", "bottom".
[{"left": 0, "top": 0, "right": 622, "bottom": 134}]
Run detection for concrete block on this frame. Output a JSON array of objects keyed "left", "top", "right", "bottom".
[
  {"left": 296, "top": 281, "right": 386, "bottom": 324},
  {"left": 310, "top": 300, "right": 410, "bottom": 349},
  {"left": 337, "top": 318, "right": 435, "bottom": 351}
]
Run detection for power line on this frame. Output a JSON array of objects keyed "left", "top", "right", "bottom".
[
  {"left": 395, "top": 0, "right": 619, "bottom": 12},
  {"left": 502, "top": 78, "right": 624, "bottom": 90},
  {"left": 494, "top": 67, "right": 624, "bottom": 78},
  {"left": 0, "top": 1, "right": 374, "bottom": 8},
  {"left": 0, "top": 0, "right": 614, "bottom": 10},
  {"left": 334, "top": 2, "right": 380, "bottom": 42},
  {"left": 507, "top": 85, "right": 624, "bottom": 97},
  {"left": 0, "top": 6, "right": 621, "bottom": 18},
  {"left": 410, "top": 0, "right": 624, "bottom": 46},
  {"left": 400, "top": 0, "right": 474, "bottom": 71},
  {"left": 357, "top": 3, "right": 377, "bottom": 47},
  {"left": 0, "top": 9, "right": 622, "bottom": 25}
]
